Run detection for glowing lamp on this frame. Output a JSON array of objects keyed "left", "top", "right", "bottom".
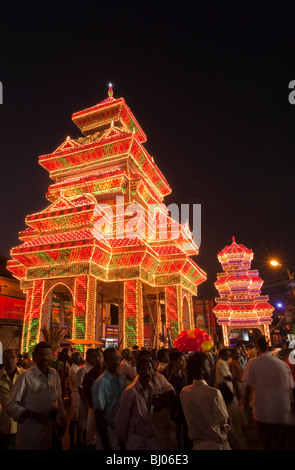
[{"left": 270, "top": 260, "right": 280, "bottom": 267}]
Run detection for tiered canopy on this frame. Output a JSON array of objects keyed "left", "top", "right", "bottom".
[
  {"left": 213, "top": 237, "right": 273, "bottom": 344},
  {"left": 8, "top": 89, "right": 206, "bottom": 294},
  {"left": 7, "top": 88, "right": 206, "bottom": 352}
]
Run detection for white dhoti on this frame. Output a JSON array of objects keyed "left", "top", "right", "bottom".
[{"left": 86, "top": 408, "right": 97, "bottom": 446}]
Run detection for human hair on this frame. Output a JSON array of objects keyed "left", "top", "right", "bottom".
[
  {"left": 169, "top": 349, "right": 185, "bottom": 363},
  {"left": 136, "top": 357, "right": 153, "bottom": 373},
  {"left": 86, "top": 348, "right": 95, "bottom": 361},
  {"left": 121, "top": 348, "right": 131, "bottom": 359},
  {"left": 136, "top": 350, "right": 153, "bottom": 369},
  {"left": 103, "top": 347, "right": 118, "bottom": 361},
  {"left": 3, "top": 349, "right": 17, "bottom": 358},
  {"left": 186, "top": 352, "right": 208, "bottom": 379},
  {"left": 157, "top": 348, "right": 169, "bottom": 362},
  {"left": 71, "top": 351, "right": 81, "bottom": 363},
  {"left": 219, "top": 348, "right": 230, "bottom": 360},
  {"left": 32, "top": 341, "right": 51, "bottom": 361},
  {"left": 256, "top": 335, "right": 268, "bottom": 352}
]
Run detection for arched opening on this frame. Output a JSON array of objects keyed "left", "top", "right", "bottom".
[
  {"left": 41, "top": 283, "right": 73, "bottom": 339},
  {"left": 228, "top": 327, "right": 263, "bottom": 346}
]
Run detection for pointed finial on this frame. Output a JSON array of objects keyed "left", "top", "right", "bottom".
[
  {"left": 108, "top": 83, "right": 113, "bottom": 98},
  {"left": 232, "top": 236, "right": 236, "bottom": 243}
]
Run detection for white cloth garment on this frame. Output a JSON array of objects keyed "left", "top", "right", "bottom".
[
  {"left": 243, "top": 352, "right": 295, "bottom": 424},
  {"left": 180, "top": 379, "right": 231, "bottom": 450},
  {"left": 68, "top": 363, "right": 80, "bottom": 421},
  {"left": 5, "top": 364, "right": 65, "bottom": 450},
  {"left": 76, "top": 362, "right": 93, "bottom": 430}
]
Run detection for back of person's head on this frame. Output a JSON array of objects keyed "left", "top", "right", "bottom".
[
  {"left": 256, "top": 335, "right": 268, "bottom": 353},
  {"left": 121, "top": 348, "right": 130, "bottom": 359},
  {"left": 157, "top": 348, "right": 169, "bottom": 362},
  {"left": 71, "top": 351, "right": 81, "bottom": 363},
  {"left": 103, "top": 347, "right": 117, "bottom": 360},
  {"left": 86, "top": 348, "right": 95, "bottom": 362},
  {"left": 219, "top": 382, "right": 235, "bottom": 406},
  {"left": 186, "top": 352, "right": 208, "bottom": 379}
]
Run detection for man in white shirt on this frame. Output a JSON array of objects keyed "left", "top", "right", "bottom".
[
  {"left": 68, "top": 351, "right": 83, "bottom": 449},
  {"left": 119, "top": 349, "right": 137, "bottom": 385},
  {"left": 115, "top": 357, "right": 158, "bottom": 450},
  {"left": 76, "top": 348, "right": 98, "bottom": 446},
  {"left": 0, "top": 349, "right": 24, "bottom": 450},
  {"left": 243, "top": 335, "right": 294, "bottom": 450},
  {"left": 6, "top": 342, "right": 66, "bottom": 450},
  {"left": 180, "top": 351, "right": 231, "bottom": 450},
  {"left": 214, "top": 348, "right": 234, "bottom": 392}
]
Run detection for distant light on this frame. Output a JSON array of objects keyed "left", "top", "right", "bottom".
[
  {"left": 108, "top": 83, "right": 112, "bottom": 87},
  {"left": 270, "top": 260, "right": 280, "bottom": 267},
  {"left": 277, "top": 303, "right": 283, "bottom": 308}
]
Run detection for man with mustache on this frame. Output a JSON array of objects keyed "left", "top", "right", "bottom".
[
  {"left": 115, "top": 357, "right": 159, "bottom": 450},
  {"left": 6, "top": 341, "right": 66, "bottom": 450}
]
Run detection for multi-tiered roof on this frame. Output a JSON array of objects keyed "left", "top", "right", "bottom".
[
  {"left": 213, "top": 237, "right": 274, "bottom": 327},
  {"left": 7, "top": 88, "right": 206, "bottom": 295}
]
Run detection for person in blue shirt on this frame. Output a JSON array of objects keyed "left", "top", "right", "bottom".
[{"left": 91, "top": 348, "right": 126, "bottom": 450}]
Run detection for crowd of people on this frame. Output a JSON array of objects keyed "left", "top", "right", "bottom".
[{"left": 0, "top": 336, "right": 295, "bottom": 451}]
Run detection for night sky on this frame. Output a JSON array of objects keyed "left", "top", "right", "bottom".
[{"left": 1, "top": 2, "right": 295, "bottom": 301}]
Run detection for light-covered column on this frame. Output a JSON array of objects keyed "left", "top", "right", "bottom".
[
  {"left": 27, "top": 280, "right": 45, "bottom": 354},
  {"left": 123, "top": 280, "right": 144, "bottom": 348},
  {"left": 165, "top": 286, "right": 179, "bottom": 342},
  {"left": 21, "top": 286, "right": 34, "bottom": 354},
  {"left": 85, "top": 275, "right": 97, "bottom": 341},
  {"left": 73, "top": 276, "right": 87, "bottom": 352}
]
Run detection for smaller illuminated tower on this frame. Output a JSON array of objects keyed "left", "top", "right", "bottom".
[{"left": 213, "top": 237, "right": 274, "bottom": 345}]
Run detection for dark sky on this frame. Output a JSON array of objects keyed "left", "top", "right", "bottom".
[{"left": 1, "top": 1, "right": 295, "bottom": 301}]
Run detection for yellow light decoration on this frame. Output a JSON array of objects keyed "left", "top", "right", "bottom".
[
  {"left": 7, "top": 90, "right": 206, "bottom": 352},
  {"left": 213, "top": 237, "right": 274, "bottom": 345}
]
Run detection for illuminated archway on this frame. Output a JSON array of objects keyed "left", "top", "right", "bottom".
[{"left": 40, "top": 283, "right": 73, "bottom": 340}]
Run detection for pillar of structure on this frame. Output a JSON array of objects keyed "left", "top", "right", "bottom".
[
  {"left": 85, "top": 275, "right": 97, "bottom": 341},
  {"left": 123, "top": 279, "right": 144, "bottom": 348}
]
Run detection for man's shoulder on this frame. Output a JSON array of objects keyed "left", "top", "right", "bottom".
[
  {"left": 92, "top": 369, "right": 109, "bottom": 387},
  {"left": 181, "top": 380, "right": 220, "bottom": 393},
  {"left": 49, "top": 365, "right": 60, "bottom": 375},
  {"left": 123, "top": 379, "right": 138, "bottom": 394}
]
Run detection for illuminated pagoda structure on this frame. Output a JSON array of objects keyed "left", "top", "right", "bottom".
[
  {"left": 7, "top": 87, "right": 206, "bottom": 354},
  {"left": 213, "top": 237, "right": 274, "bottom": 345}
]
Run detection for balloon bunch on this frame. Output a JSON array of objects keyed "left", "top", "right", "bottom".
[{"left": 174, "top": 328, "right": 214, "bottom": 353}]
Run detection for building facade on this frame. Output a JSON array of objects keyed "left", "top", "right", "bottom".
[
  {"left": 0, "top": 255, "right": 26, "bottom": 352},
  {"left": 7, "top": 89, "right": 206, "bottom": 354}
]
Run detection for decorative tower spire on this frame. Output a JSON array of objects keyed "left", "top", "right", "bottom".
[{"left": 108, "top": 83, "right": 113, "bottom": 98}]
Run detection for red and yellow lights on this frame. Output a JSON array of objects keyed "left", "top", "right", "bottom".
[
  {"left": 8, "top": 90, "right": 206, "bottom": 352},
  {"left": 213, "top": 237, "right": 274, "bottom": 346}
]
